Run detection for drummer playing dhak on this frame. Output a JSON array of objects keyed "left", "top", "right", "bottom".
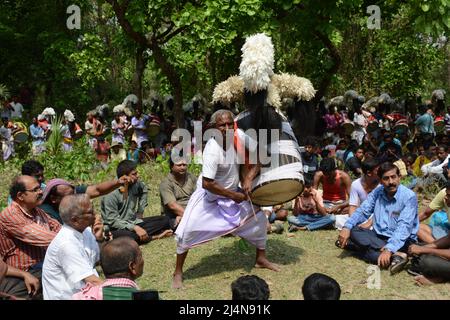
[{"left": 172, "top": 109, "right": 280, "bottom": 289}]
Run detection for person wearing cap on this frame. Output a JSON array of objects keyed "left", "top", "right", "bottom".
[
  {"left": 159, "top": 157, "right": 197, "bottom": 230},
  {"left": 39, "top": 175, "right": 134, "bottom": 224},
  {"left": 110, "top": 140, "right": 126, "bottom": 162},
  {"left": 101, "top": 160, "right": 173, "bottom": 244}
]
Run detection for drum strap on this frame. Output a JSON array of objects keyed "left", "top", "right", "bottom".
[{"left": 234, "top": 121, "right": 251, "bottom": 169}]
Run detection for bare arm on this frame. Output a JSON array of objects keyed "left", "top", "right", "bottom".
[
  {"left": 419, "top": 206, "right": 436, "bottom": 222},
  {"left": 6, "top": 265, "right": 40, "bottom": 296},
  {"left": 203, "top": 177, "right": 246, "bottom": 203},
  {"left": 241, "top": 163, "right": 261, "bottom": 196},
  {"left": 166, "top": 202, "right": 185, "bottom": 217},
  {"left": 348, "top": 205, "right": 357, "bottom": 216},
  {"left": 312, "top": 171, "right": 322, "bottom": 190},
  {"left": 86, "top": 175, "right": 134, "bottom": 198},
  {"left": 83, "top": 275, "right": 104, "bottom": 286}
]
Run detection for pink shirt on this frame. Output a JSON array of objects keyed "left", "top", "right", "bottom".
[{"left": 72, "top": 278, "right": 138, "bottom": 300}]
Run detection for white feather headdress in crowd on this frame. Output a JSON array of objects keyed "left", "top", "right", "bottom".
[
  {"left": 64, "top": 109, "right": 75, "bottom": 122},
  {"left": 113, "top": 104, "right": 133, "bottom": 117},
  {"left": 239, "top": 33, "right": 274, "bottom": 93},
  {"left": 42, "top": 107, "right": 56, "bottom": 116},
  {"left": 432, "top": 89, "right": 446, "bottom": 102},
  {"left": 123, "top": 94, "right": 138, "bottom": 107}
]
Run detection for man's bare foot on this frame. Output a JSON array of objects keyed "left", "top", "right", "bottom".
[
  {"left": 255, "top": 258, "right": 281, "bottom": 272},
  {"left": 414, "top": 275, "right": 444, "bottom": 286},
  {"left": 153, "top": 229, "right": 173, "bottom": 240},
  {"left": 172, "top": 273, "right": 183, "bottom": 289}
]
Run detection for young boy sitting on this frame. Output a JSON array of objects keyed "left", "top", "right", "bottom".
[{"left": 288, "top": 180, "right": 335, "bottom": 231}]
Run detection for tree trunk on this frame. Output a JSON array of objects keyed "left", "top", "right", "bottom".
[
  {"left": 151, "top": 43, "right": 184, "bottom": 128},
  {"left": 312, "top": 31, "right": 341, "bottom": 106},
  {"left": 134, "top": 46, "right": 146, "bottom": 110}
]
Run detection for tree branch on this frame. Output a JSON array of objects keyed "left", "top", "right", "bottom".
[
  {"left": 106, "top": 0, "right": 150, "bottom": 47},
  {"left": 159, "top": 25, "right": 189, "bottom": 44},
  {"left": 312, "top": 30, "right": 341, "bottom": 104}
]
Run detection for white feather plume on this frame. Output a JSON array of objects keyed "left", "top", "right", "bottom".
[
  {"left": 432, "top": 89, "right": 445, "bottom": 102},
  {"left": 123, "top": 94, "right": 138, "bottom": 106},
  {"left": 267, "top": 83, "right": 281, "bottom": 108},
  {"left": 239, "top": 33, "right": 274, "bottom": 93},
  {"left": 271, "top": 73, "right": 316, "bottom": 101},
  {"left": 113, "top": 104, "right": 125, "bottom": 113},
  {"left": 42, "top": 107, "right": 56, "bottom": 116},
  {"left": 64, "top": 109, "right": 75, "bottom": 122},
  {"left": 212, "top": 75, "right": 244, "bottom": 106}
]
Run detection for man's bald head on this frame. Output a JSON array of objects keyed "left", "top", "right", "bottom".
[{"left": 100, "top": 237, "right": 143, "bottom": 279}]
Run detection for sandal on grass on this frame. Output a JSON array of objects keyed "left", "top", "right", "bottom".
[{"left": 389, "top": 254, "right": 408, "bottom": 275}]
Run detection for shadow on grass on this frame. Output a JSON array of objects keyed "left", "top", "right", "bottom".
[{"left": 183, "top": 238, "right": 304, "bottom": 281}]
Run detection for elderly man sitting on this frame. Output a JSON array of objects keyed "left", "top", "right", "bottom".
[{"left": 42, "top": 194, "right": 105, "bottom": 300}]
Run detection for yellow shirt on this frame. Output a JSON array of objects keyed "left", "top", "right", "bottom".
[{"left": 412, "top": 156, "right": 431, "bottom": 177}]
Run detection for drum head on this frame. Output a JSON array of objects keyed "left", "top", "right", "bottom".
[
  {"left": 14, "top": 132, "right": 28, "bottom": 143},
  {"left": 251, "top": 179, "right": 303, "bottom": 206}
]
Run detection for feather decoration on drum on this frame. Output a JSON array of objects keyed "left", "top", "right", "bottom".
[
  {"left": 378, "top": 93, "right": 393, "bottom": 104},
  {"left": 123, "top": 94, "right": 138, "bottom": 109},
  {"left": 42, "top": 108, "right": 56, "bottom": 117},
  {"left": 328, "top": 96, "right": 345, "bottom": 110},
  {"left": 239, "top": 33, "right": 274, "bottom": 93},
  {"left": 362, "top": 96, "right": 379, "bottom": 113},
  {"left": 343, "top": 90, "right": 358, "bottom": 108},
  {"left": 211, "top": 33, "right": 314, "bottom": 206},
  {"left": 64, "top": 109, "right": 75, "bottom": 122},
  {"left": 431, "top": 89, "right": 446, "bottom": 103}
]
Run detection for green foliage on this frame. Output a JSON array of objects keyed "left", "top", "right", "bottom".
[
  {"left": 38, "top": 137, "right": 98, "bottom": 182},
  {"left": 69, "top": 33, "right": 112, "bottom": 89},
  {"left": 0, "top": 84, "right": 10, "bottom": 101},
  {"left": 45, "top": 116, "right": 63, "bottom": 156}
]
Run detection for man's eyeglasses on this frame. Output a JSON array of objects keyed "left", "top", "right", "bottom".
[{"left": 25, "top": 186, "right": 41, "bottom": 193}]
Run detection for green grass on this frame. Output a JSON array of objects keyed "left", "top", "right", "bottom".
[{"left": 1, "top": 160, "right": 449, "bottom": 300}]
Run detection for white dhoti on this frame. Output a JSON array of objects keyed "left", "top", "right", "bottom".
[{"left": 175, "top": 187, "right": 267, "bottom": 254}]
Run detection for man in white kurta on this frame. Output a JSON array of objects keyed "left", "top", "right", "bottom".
[
  {"left": 42, "top": 194, "right": 103, "bottom": 300},
  {"left": 172, "top": 110, "right": 279, "bottom": 289}
]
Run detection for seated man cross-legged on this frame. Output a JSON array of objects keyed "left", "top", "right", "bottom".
[
  {"left": 337, "top": 162, "right": 419, "bottom": 275},
  {"left": 101, "top": 160, "right": 173, "bottom": 244}
]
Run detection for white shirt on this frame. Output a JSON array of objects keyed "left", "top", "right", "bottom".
[
  {"left": 42, "top": 225, "right": 100, "bottom": 300},
  {"left": 421, "top": 155, "right": 450, "bottom": 176},
  {"left": 349, "top": 178, "right": 369, "bottom": 207},
  {"left": 9, "top": 102, "right": 24, "bottom": 119},
  {"left": 202, "top": 138, "right": 239, "bottom": 194}
]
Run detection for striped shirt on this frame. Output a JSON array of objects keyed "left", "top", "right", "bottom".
[{"left": 0, "top": 202, "right": 61, "bottom": 271}]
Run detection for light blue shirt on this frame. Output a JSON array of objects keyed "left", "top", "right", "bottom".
[
  {"left": 344, "top": 184, "right": 418, "bottom": 253},
  {"left": 415, "top": 113, "right": 434, "bottom": 134}
]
